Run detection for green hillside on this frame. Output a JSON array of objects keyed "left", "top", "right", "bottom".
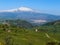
[
  {"left": 0, "top": 20, "right": 60, "bottom": 45},
  {"left": 0, "top": 19, "right": 33, "bottom": 28}
]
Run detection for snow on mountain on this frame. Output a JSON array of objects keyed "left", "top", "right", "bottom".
[
  {"left": 0, "top": 7, "right": 34, "bottom": 12},
  {"left": 18, "top": 7, "right": 33, "bottom": 11}
]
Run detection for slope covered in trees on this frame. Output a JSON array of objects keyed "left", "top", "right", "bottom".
[
  {"left": 0, "top": 20, "right": 60, "bottom": 45},
  {"left": 0, "top": 19, "right": 33, "bottom": 28},
  {"left": 37, "top": 20, "right": 60, "bottom": 33}
]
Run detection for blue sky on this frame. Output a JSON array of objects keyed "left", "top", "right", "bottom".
[{"left": 0, "top": 0, "right": 60, "bottom": 15}]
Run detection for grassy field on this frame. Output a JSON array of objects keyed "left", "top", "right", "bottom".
[{"left": 0, "top": 28, "right": 60, "bottom": 45}]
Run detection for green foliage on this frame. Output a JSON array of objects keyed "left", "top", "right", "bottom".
[
  {"left": 5, "top": 36, "right": 13, "bottom": 45},
  {"left": 0, "top": 20, "right": 59, "bottom": 45},
  {"left": 4, "top": 19, "right": 33, "bottom": 28}
]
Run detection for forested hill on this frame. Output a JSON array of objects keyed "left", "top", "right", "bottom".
[
  {"left": 43, "top": 20, "right": 60, "bottom": 26},
  {"left": 36, "top": 20, "right": 60, "bottom": 33},
  {"left": 0, "top": 19, "right": 33, "bottom": 28}
]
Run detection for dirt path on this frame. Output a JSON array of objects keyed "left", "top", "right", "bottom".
[
  {"left": 45, "top": 33, "right": 59, "bottom": 42},
  {"left": 45, "top": 33, "right": 50, "bottom": 38}
]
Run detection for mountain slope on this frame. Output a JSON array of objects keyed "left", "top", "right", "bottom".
[
  {"left": 1, "top": 19, "right": 33, "bottom": 28},
  {"left": 0, "top": 7, "right": 60, "bottom": 24},
  {"left": 44, "top": 20, "right": 60, "bottom": 26}
]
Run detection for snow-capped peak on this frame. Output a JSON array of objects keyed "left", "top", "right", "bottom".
[
  {"left": 18, "top": 7, "right": 33, "bottom": 11},
  {"left": 0, "top": 7, "right": 34, "bottom": 12}
]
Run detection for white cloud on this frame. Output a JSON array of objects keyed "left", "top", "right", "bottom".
[
  {"left": 32, "top": 20, "right": 47, "bottom": 23},
  {"left": 0, "top": 9, "right": 17, "bottom": 12}
]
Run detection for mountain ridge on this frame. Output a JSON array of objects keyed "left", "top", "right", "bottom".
[
  {"left": 0, "top": 7, "right": 60, "bottom": 25},
  {"left": 0, "top": 7, "right": 35, "bottom": 12}
]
